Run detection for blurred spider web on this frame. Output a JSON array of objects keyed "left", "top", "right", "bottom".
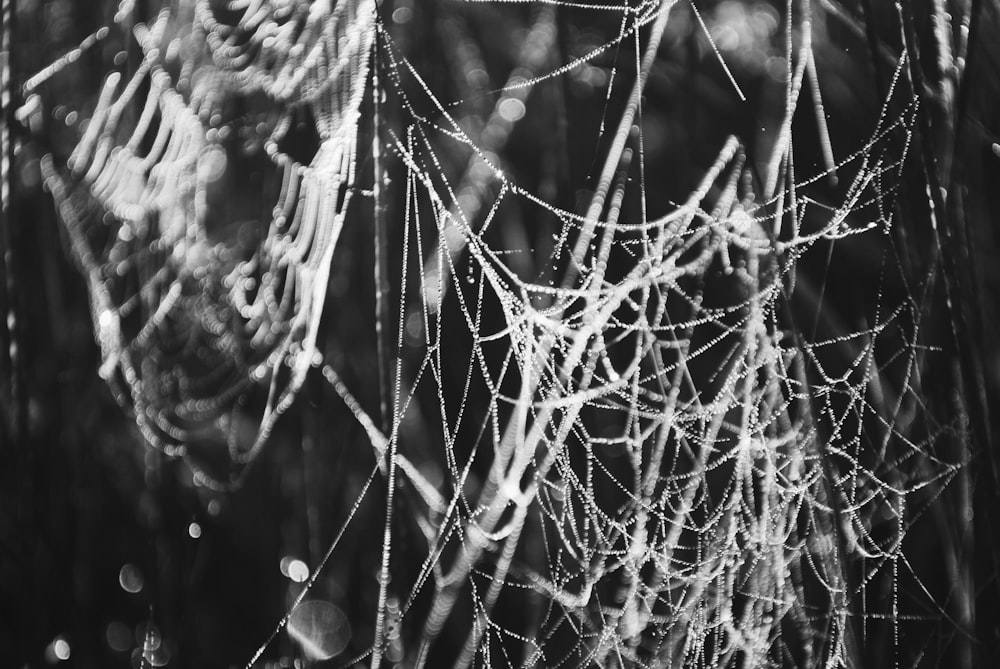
[{"left": 23, "top": 0, "right": 966, "bottom": 666}]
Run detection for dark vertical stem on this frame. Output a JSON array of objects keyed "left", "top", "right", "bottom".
[
  {"left": 303, "top": 368, "right": 323, "bottom": 568},
  {"left": 948, "top": 0, "right": 1000, "bottom": 664},
  {"left": 860, "top": 0, "right": 887, "bottom": 107},
  {"left": 1, "top": 0, "right": 25, "bottom": 446},
  {"left": 372, "top": 18, "right": 391, "bottom": 436},
  {"left": 953, "top": 361, "right": 974, "bottom": 669},
  {"left": 899, "top": 2, "right": 984, "bottom": 666}
]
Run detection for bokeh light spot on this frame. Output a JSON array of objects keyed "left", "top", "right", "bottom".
[{"left": 287, "top": 600, "right": 351, "bottom": 661}]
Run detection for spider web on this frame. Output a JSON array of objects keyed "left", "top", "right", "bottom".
[{"left": 25, "top": 0, "right": 965, "bottom": 666}]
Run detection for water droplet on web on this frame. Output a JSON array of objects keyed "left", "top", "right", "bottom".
[
  {"left": 106, "top": 621, "right": 131, "bottom": 652},
  {"left": 289, "top": 559, "right": 309, "bottom": 583},
  {"left": 404, "top": 311, "right": 423, "bottom": 346},
  {"left": 131, "top": 643, "right": 170, "bottom": 669},
  {"left": 188, "top": 522, "right": 201, "bottom": 539},
  {"left": 145, "top": 645, "right": 170, "bottom": 666},
  {"left": 287, "top": 600, "right": 351, "bottom": 661},
  {"left": 137, "top": 621, "right": 161, "bottom": 651},
  {"left": 498, "top": 98, "right": 526, "bottom": 123},
  {"left": 392, "top": 6, "right": 412, "bottom": 24},
  {"left": 730, "top": 207, "right": 753, "bottom": 234},
  {"left": 280, "top": 556, "right": 310, "bottom": 582},
  {"left": 44, "top": 636, "right": 71, "bottom": 663},
  {"left": 198, "top": 146, "right": 228, "bottom": 184},
  {"left": 119, "top": 564, "right": 143, "bottom": 593}
]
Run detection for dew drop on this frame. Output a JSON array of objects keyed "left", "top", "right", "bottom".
[
  {"left": 145, "top": 646, "right": 170, "bottom": 667},
  {"left": 106, "top": 621, "right": 131, "bottom": 652},
  {"left": 404, "top": 311, "right": 423, "bottom": 346},
  {"left": 198, "top": 146, "right": 227, "bottom": 183},
  {"left": 288, "top": 559, "right": 310, "bottom": 583},
  {"left": 119, "top": 563, "right": 143, "bottom": 594},
  {"left": 392, "top": 6, "right": 412, "bottom": 24},
  {"left": 188, "top": 522, "right": 202, "bottom": 539},
  {"left": 498, "top": 98, "right": 526, "bottom": 123},
  {"left": 45, "top": 636, "right": 71, "bottom": 663},
  {"left": 280, "top": 555, "right": 310, "bottom": 582},
  {"left": 730, "top": 208, "right": 753, "bottom": 234},
  {"left": 136, "top": 622, "right": 161, "bottom": 650},
  {"left": 287, "top": 600, "right": 351, "bottom": 661}
]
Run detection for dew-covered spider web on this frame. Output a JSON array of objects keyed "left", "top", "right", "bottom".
[{"left": 24, "top": 0, "right": 970, "bottom": 666}]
